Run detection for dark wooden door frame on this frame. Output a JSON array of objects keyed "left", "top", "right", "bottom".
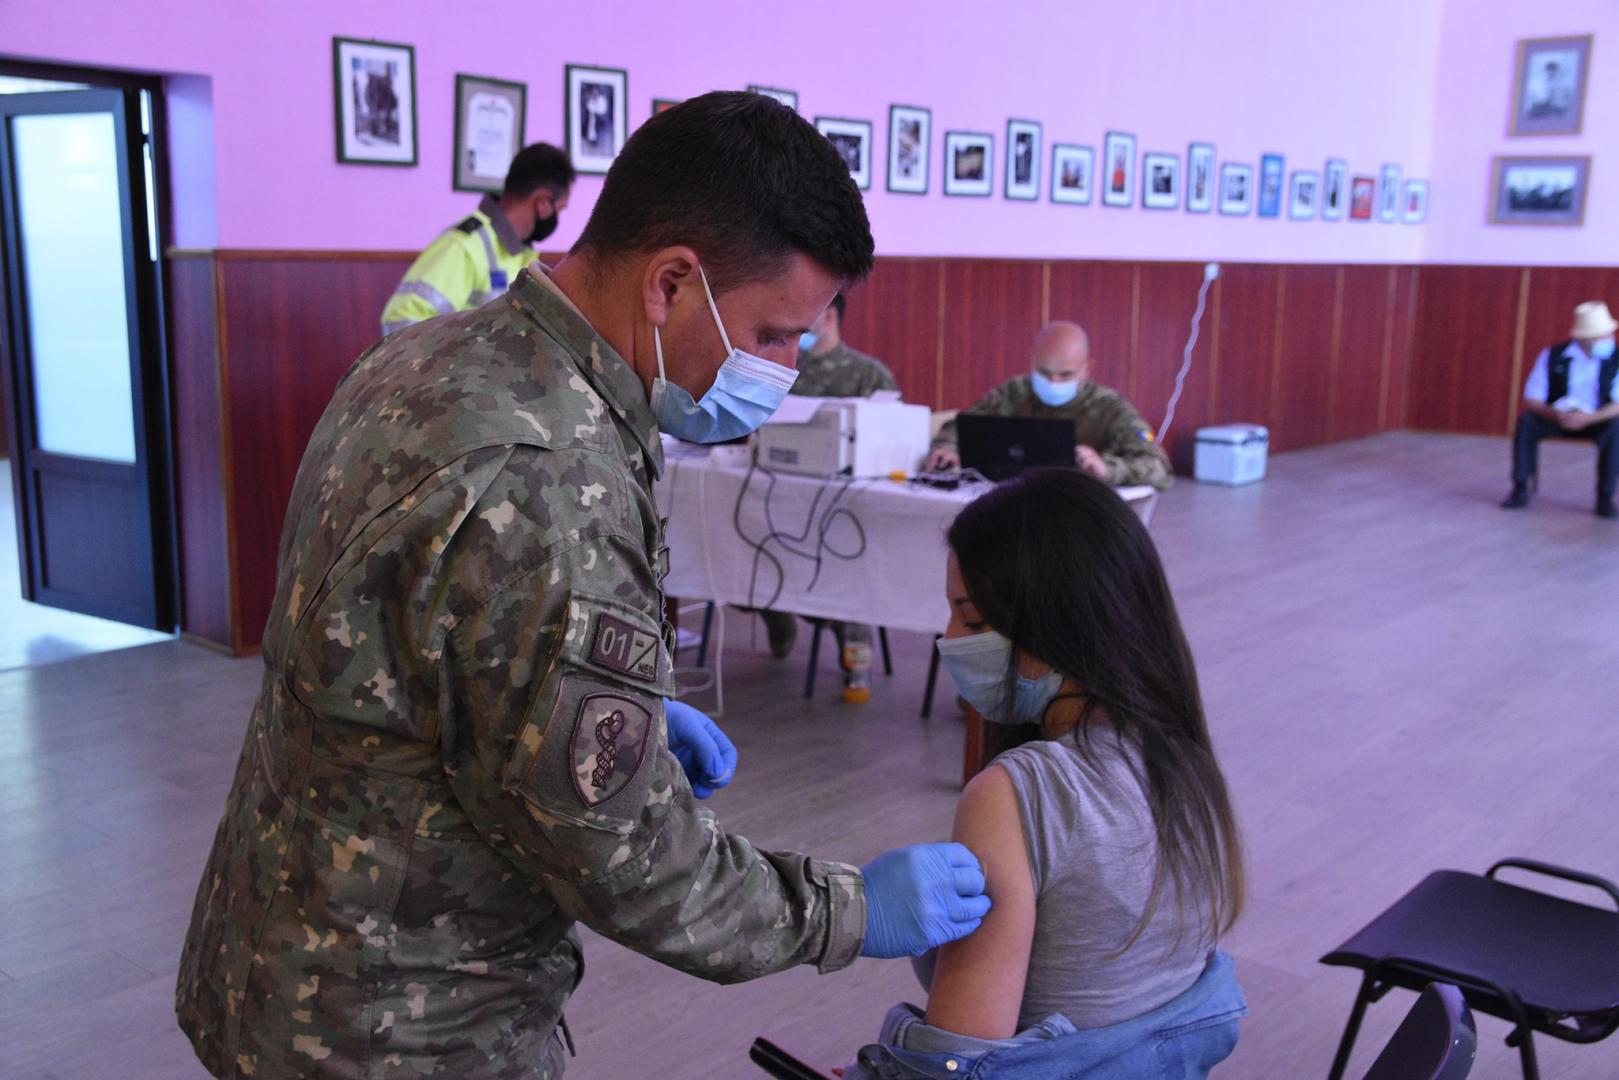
[{"left": 0, "top": 57, "right": 179, "bottom": 629}]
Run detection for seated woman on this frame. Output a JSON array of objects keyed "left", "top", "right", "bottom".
[{"left": 846, "top": 468, "right": 1247, "bottom": 1079}]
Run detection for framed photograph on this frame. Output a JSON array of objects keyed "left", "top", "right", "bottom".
[
  {"left": 1186, "top": 143, "right": 1216, "bottom": 213},
  {"left": 944, "top": 131, "right": 994, "bottom": 196},
  {"left": 1219, "top": 163, "right": 1253, "bottom": 215},
  {"left": 566, "top": 64, "right": 627, "bottom": 174},
  {"left": 749, "top": 85, "right": 798, "bottom": 111},
  {"left": 1379, "top": 163, "right": 1402, "bottom": 222},
  {"left": 1490, "top": 155, "right": 1591, "bottom": 226},
  {"left": 1050, "top": 144, "right": 1094, "bottom": 205},
  {"left": 1102, "top": 131, "right": 1136, "bottom": 207},
  {"left": 1005, "top": 119, "right": 1041, "bottom": 200},
  {"left": 1510, "top": 35, "right": 1592, "bottom": 136},
  {"left": 1402, "top": 180, "right": 1429, "bottom": 224},
  {"left": 453, "top": 74, "right": 525, "bottom": 193},
  {"left": 653, "top": 98, "right": 681, "bottom": 115},
  {"left": 1350, "top": 176, "right": 1376, "bottom": 220},
  {"left": 887, "top": 105, "right": 931, "bottom": 194},
  {"left": 333, "top": 37, "right": 417, "bottom": 166},
  {"left": 816, "top": 117, "right": 873, "bottom": 191},
  {"left": 1288, "top": 171, "right": 1320, "bottom": 220},
  {"left": 1141, "top": 152, "right": 1180, "bottom": 210},
  {"left": 1257, "top": 153, "right": 1285, "bottom": 218},
  {"left": 1322, "top": 159, "right": 1349, "bottom": 221}
]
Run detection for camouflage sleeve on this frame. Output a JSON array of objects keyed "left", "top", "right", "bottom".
[
  {"left": 438, "top": 446, "right": 866, "bottom": 981},
  {"left": 1098, "top": 397, "right": 1174, "bottom": 491},
  {"left": 931, "top": 380, "right": 1023, "bottom": 451}
]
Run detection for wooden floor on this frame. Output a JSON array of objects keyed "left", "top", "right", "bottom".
[{"left": 2, "top": 432, "right": 1616, "bottom": 1079}]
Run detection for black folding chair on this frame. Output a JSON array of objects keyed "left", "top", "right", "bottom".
[
  {"left": 1321, "top": 858, "right": 1619, "bottom": 1080},
  {"left": 1362, "top": 979, "right": 1476, "bottom": 1080}
]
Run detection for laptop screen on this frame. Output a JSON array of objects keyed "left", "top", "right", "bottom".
[{"left": 956, "top": 414, "right": 1074, "bottom": 480}]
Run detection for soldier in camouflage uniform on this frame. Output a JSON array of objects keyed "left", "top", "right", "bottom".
[
  {"left": 927, "top": 322, "right": 1173, "bottom": 491},
  {"left": 790, "top": 292, "right": 899, "bottom": 398},
  {"left": 760, "top": 292, "right": 898, "bottom": 661},
  {"left": 176, "top": 92, "right": 990, "bottom": 1080}
]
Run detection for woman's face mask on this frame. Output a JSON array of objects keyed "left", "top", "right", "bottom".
[{"left": 935, "top": 629, "right": 1064, "bottom": 726}]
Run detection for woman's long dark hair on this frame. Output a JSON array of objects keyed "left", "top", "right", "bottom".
[{"left": 948, "top": 467, "right": 1244, "bottom": 944}]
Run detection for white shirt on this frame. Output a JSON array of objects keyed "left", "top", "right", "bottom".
[{"left": 1523, "top": 342, "right": 1619, "bottom": 411}]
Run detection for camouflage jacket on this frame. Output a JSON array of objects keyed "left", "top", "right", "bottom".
[
  {"left": 932, "top": 375, "right": 1173, "bottom": 491},
  {"left": 791, "top": 342, "right": 899, "bottom": 398},
  {"left": 175, "top": 269, "right": 867, "bottom": 1079}
]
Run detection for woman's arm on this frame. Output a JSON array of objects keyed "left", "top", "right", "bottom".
[{"left": 922, "top": 764, "right": 1038, "bottom": 1038}]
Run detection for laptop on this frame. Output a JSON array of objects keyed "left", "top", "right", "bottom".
[{"left": 956, "top": 414, "right": 1074, "bottom": 481}]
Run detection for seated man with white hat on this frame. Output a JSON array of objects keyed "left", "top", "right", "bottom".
[{"left": 1502, "top": 300, "right": 1619, "bottom": 518}]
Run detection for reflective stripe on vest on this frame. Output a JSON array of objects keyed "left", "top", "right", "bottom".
[{"left": 475, "top": 224, "right": 508, "bottom": 294}]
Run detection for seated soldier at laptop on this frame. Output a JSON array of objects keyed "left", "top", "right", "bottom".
[{"left": 925, "top": 322, "right": 1172, "bottom": 491}]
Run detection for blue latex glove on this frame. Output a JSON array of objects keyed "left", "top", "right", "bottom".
[
  {"left": 860, "top": 842, "right": 991, "bottom": 959},
  {"left": 664, "top": 698, "right": 737, "bottom": 799}
]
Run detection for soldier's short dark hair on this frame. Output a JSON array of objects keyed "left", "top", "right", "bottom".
[
  {"left": 830, "top": 293, "right": 847, "bottom": 321},
  {"left": 504, "top": 144, "right": 576, "bottom": 197},
  {"left": 573, "top": 92, "right": 875, "bottom": 293}
]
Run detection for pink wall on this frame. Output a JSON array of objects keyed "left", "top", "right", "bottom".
[
  {"left": 4, "top": 0, "right": 1444, "bottom": 262},
  {"left": 1424, "top": 0, "right": 1617, "bottom": 265}
]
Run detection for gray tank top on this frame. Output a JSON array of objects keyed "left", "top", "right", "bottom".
[{"left": 991, "top": 733, "right": 1212, "bottom": 1030}]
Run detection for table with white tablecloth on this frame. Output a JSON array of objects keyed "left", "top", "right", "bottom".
[{"left": 655, "top": 443, "right": 1155, "bottom": 636}]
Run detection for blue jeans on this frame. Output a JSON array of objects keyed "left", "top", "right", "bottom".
[{"left": 843, "top": 950, "right": 1246, "bottom": 1080}]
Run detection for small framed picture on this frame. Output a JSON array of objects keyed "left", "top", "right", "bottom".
[
  {"left": 816, "top": 117, "right": 873, "bottom": 191},
  {"left": 1350, "top": 176, "right": 1376, "bottom": 220},
  {"left": 1510, "top": 35, "right": 1592, "bottom": 136},
  {"left": 1288, "top": 171, "right": 1320, "bottom": 220},
  {"left": 888, "top": 105, "right": 931, "bottom": 195},
  {"left": 944, "top": 131, "right": 994, "bottom": 197},
  {"left": 1322, "top": 159, "right": 1349, "bottom": 221},
  {"left": 1257, "top": 153, "right": 1285, "bottom": 218},
  {"left": 333, "top": 37, "right": 417, "bottom": 166},
  {"left": 1005, "top": 119, "right": 1041, "bottom": 200},
  {"left": 1402, "top": 180, "right": 1429, "bottom": 224},
  {"left": 1050, "top": 144, "right": 1094, "bottom": 205},
  {"left": 1102, "top": 131, "right": 1136, "bottom": 207},
  {"left": 749, "top": 85, "right": 799, "bottom": 111},
  {"left": 453, "top": 74, "right": 525, "bottom": 193},
  {"left": 566, "top": 64, "right": 627, "bottom": 175},
  {"left": 1186, "top": 143, "right": 1216, "bottom": 213},
  {"left": 1379, "top": 164, "right": 1402, "bottom": 222},
  {"left": 1141, "top": 152, "right": 1180, "bottom": 210},
  {"left": 653, "top": 98, "right": 681, "bottom": 115},
  {"left": 1490, "top": 155, "right": 1591, "bottom": 226},
  {"left": 1219, "top": 163, "right": 1253, "bottom": 216}
]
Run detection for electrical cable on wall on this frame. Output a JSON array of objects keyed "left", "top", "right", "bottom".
[{"left": 1158, "top": 262, "right": 1220, "bottom": 446}]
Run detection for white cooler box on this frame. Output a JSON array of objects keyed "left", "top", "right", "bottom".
[{"left": 1194, "top": 424, "right": 1269, "bottom": 486}]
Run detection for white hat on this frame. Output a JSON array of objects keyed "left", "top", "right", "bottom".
[{"left": 1570, "top": 301, "right": 1619, "bottom": 339}]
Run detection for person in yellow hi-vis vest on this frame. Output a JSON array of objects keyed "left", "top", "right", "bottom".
[{"left": 381, "top": 143, "right": 576, "bottom": 336}]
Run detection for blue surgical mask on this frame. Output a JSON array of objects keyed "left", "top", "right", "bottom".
[
  {"left": 652, "top": 265, "right": 799, "bottom": 443},
  {"left": 1591, "top": 337, "right": 1617, "bottom": 360},
  {"left": 1030, "top": 371, "right": 1080, "bottom": 407},
  {"left": 936, "top": 629, "right": 1064, "bottom": 726},
  {"left": 799, "top": 331, "right": 820, "bottom": 353}
]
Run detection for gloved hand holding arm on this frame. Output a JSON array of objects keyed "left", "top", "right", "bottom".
[
  {"left": 860, "top": 842, "right": 991, "bottom": 958},
  {"left": 665, "top": 698, "right": 738, "bottom": 799}
]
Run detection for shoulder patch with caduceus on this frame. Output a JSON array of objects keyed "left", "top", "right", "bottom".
[{"left": 569, "top": 692, "right": 653, "bottom": 807}]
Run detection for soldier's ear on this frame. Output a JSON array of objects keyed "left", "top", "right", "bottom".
[{"left": 640, "top": 247, "right": 700, "bottom": 327}]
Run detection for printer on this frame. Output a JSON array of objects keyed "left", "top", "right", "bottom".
[{"left": 754, "top": 396, "right": 932, "bottom": 478}]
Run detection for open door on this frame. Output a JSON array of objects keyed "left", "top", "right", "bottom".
[{"left": 0, "top": 87, "right": 175, "bottom": 630}]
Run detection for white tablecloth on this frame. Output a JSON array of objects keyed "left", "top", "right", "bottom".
[{"left": 656, "top": 444, "right": 1154, "bottom": 635}]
